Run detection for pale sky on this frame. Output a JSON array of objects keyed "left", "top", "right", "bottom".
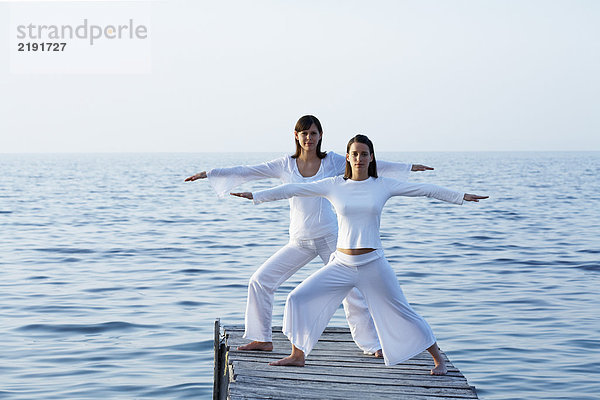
[{"left": 1, "top": 0, "right": 599, "bottom": 153}]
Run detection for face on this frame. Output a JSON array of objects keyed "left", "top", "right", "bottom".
[
  {"left": 294, "top": 123, "right": 322, "bottom": 152},
  {"left": 346, "top": 142, "right": 373, "bottom": 172}
]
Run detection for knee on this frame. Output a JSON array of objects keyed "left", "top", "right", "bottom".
[
  {"left": 286, "top": 287, "right": 306, "bottom": 307},
  {"left": 248, "top": 272, "right": 261, "bottom": 288},
  {"left": 248, "top": 271, "right": 275, "bottom": 294},
  {"left": 285, "top": 291, "right": 298, "bottom": 309}
]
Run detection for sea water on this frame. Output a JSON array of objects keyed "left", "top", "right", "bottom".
[{"left": 0, "top": 152, "right": 598, "bottom": 399}]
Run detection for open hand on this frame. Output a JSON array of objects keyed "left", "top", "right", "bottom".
[
  {"left": 463, "top": 194, "right": 489, "bottom": 202},
  {"left": 185, "top": 171, "right": 207, "bottom": 182},
  {"left": 411, "top": 164, "right": 434, "bottom": 172},
  {"left": 231, "top": 192, "right": 253, "bottom": 200}
]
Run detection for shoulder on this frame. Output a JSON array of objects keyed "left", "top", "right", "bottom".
[
  {"left": 375, "top": 176, "right": 401, "bottom": 187},
  {"left": 280, "top": 154, "right": 294, "bottom": 163},
  {"left": 320, "top": 175, "right": 339, "bottom": 183},
  {"left": 271, "top": 154, "right": 293, "bottom": 170},
  {"left": 263, "top": 154, "right": 290, "bottom": 164},
  {"left": 326, "top": 152, "right": 345, "bottom": 163},
  {"left": 312, "top": 176, "right": 340, "bottom": 186},
  {"left": 328, "top": 175, "right": 348, "bottom": 186}
]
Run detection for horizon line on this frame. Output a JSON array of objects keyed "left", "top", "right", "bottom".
[{"left": 2, "top": 150, "right": 600, "bottom": 155}]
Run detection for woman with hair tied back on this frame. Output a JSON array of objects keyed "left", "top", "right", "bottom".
[
  {"left": 232, "top": 134, "right": 488, "bottom": 374},
  {"left": 186, "top": 116, "right": 434, "bottom": 357}
]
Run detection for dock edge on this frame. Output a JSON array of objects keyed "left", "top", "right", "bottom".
[{"left": 213, "top": 318, "right": 229, "bottom": 400}]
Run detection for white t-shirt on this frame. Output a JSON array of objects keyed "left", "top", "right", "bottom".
[
  {"left": 252, "top": 176, "right": 464, "bottom": 249},
  {"left": 207, "top": 153, "right": 412, "bottom": 240}
]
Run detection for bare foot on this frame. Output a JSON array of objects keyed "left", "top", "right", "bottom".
[
  {"left": 426, "top": 342, "right": 448, "bottom": 375},
  {"left": 269, "top": 345, "right": 305, "bottom": 366},
  {"left": 237, "top": 341, "right": 273, "bottom": 351},
  {"left": 269, "top": 355, "right": 305, "bottom": 367},
  {"left": 430, "top": 361, "right": 448, "bottom": 376},
  {"left": 374, "top": 349, "right": 383, "bottom": 358}
]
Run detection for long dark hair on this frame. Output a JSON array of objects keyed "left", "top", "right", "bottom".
[
  {"left": 291, "top": 115, "right": 327, "bottom": 159},
  {"left": 344, "top": 134, "right": 378, "bottom": 180}
]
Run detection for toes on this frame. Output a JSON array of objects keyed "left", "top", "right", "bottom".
[
  {"left": 268, "top": 357, "right": 304, "bottom": 367},
  {"left": 430, "top": 368, "right": 448, "bottom": 376}
]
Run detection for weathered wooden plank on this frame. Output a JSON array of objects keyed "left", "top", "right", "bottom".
[
  {"left": 227, "top": 350, "right": 458, "bottom": 370},
  {"left": 231, "top": 360, "right": 468, "bottom": 383},
  {"left": 229, "top": 384, "right": 469, "bottom": 400},
  {"left": 231, "top": 368, "right": 470, "bottom": 390},
  {"left": 226, "top": 357, "right": 460, "bottom": 377},
  {"left": 231, "top": 376, "right": 478, "bottom": 399},
  {"left": 231, "top": 357, "right": 465, "bottom": 376},
  {"left": 231, "top": 365, "right": 469, "bottom": 390}
]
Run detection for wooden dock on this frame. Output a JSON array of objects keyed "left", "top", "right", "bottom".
[{"left": 213, "top": 320, "right": 478, "bottom": 400}]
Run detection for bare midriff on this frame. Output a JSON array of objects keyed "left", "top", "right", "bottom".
[{"left": 336, "top": 248, "right": 376, "bottom": 255}]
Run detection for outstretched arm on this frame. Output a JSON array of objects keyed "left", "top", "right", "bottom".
[
  {"left": 377, "top": 160, "right": 433, "bottom": 181},
  {"left": 387, "top": 179, "right": 488, "bottom": 205},
  {"left": 185, "top": 157, "right": 287, "bottom": 198},
  {"left": 231, "top": 177, "right": 334, "bottom": 204}
]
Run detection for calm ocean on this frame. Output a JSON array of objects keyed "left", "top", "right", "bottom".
[{"left": 1, "top": 152, "right": 598, "bottom": 400}]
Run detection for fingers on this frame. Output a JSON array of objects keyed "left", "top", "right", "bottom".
[
  {"left": 184, "top": 172, "right": 207, "bottom": 182},
  {"left": 463, "top": 194, "right": 489, "bottom": 202},
  {"left": 230, "top": 192, "right": 253, "bottom": 199},
  {"left": 412, "top": 164, "right": 434, "bottom": 171}
]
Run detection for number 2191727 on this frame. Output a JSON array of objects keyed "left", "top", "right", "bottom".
[{"left": 18, "top": 42, "right": 67, "bottom": 52}]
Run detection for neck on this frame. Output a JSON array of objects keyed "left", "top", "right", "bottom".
[
  {"left": 350, "top": 169, "right": 370, "bottom": 181},
  {"left": 298, "top": 149, "right": 318, "bottom": 161}
]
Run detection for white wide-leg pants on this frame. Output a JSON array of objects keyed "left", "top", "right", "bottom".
[
  {"left": 243, "top": 234, "right": 381, "bottom": 353},
  {"left": 282, "top": 250, "right": 436, "bottom": 366}
]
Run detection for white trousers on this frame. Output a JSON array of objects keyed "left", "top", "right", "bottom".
[
  {"left": 243, "top": 234, "right": 381, "bottom": 353},
  {"left": 282, "top": 250, "right": 436, "bottom": 366}
]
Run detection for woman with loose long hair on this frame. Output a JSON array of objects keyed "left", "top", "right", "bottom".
[
  {"left": 186, "top": 117, "right": 433, "bottom": 355},
  {"left": 232, "top": 134, "right": 488, "bottom": 374}
]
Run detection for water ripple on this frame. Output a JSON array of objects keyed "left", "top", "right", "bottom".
[{"left": 17, "top": 321, "right": 157, "bottom": 334}]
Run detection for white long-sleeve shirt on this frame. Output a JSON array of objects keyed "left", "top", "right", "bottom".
[
  {"left": 207, "top": 153, "right": 412, "bottom": 240},
  {"left": 253, "top": 176, "right": 464, "bottom": 249}
]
